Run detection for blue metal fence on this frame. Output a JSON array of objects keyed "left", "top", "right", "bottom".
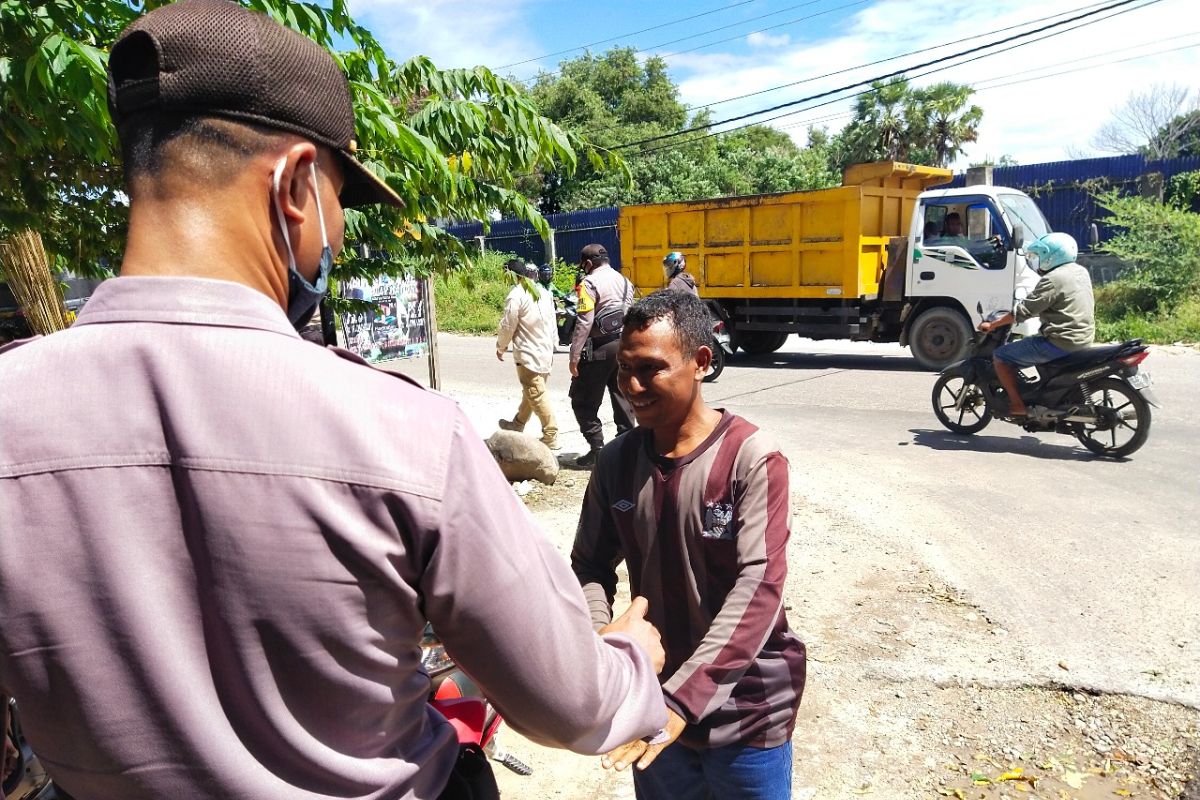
[
  {"left": 444, "top": 207, "right": 621, "bottom": 269},
  {"left": 948, "top": 154, "right": 1200, "bottom": 247}
]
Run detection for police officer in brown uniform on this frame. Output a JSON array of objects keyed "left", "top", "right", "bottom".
[{"left": 569, "top": 244, "right": 635, "bottom": 467}]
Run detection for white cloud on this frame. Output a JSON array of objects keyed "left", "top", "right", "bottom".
[
  {"left": 746, "top": 31, "right": 792, "bottom": 48},
  {"left": 347, "top": 0, "right": 539, "bottom": 72},
  {"left": 661, "top": 0, "right": 1200, "bottom": 167}
]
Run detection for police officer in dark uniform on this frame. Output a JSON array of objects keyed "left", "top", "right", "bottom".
[{"left": 568, "top": 244, "right": 635, "bottom": 467}]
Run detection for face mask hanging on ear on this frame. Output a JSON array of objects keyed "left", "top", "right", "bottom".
[{"left": 272, "top": 158, "right": 334, "bottom": 330}]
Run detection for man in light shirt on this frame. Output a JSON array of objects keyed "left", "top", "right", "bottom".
[{"left": 497, "top": 259, "right": 560, "bottom": 450}]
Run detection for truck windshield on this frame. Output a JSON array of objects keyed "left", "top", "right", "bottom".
[{"left": 999, "top": 194, "right": 1050, "bottom": 242}]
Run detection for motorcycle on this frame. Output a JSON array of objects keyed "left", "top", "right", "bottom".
[
  {"left": 555, "top": 292, "right": 578, "bottom": 348},
  {"left": 931, "top": 307, "right": 1159, "bottom": 458},
  {"left": 420, "top": 625, "right": 531, "bottom": 778},
  {"left": 704, "top": 318, "right": 733, "bottom": 383},
  {"left": 4, "top": 699, "right": 63, "bottom": 800}
]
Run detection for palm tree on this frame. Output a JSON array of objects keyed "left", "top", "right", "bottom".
[
  {"left": 843, "top": 80, "right": 915, "bottom": 163},
  {"left": 915, "top": 82, "right": 984, "bottom": 167}
]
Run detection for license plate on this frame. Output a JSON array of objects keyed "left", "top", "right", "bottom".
[{"left": 1128, "top": 371, "right": 1152, "bottom": 390}]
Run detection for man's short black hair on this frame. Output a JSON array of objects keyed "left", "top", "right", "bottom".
[
  {"left": 945, "top": 212, "right": 961, "bottom": 221},
  {"left": 119, "top": 112, "right": 290, "bottom": 193},
  {"left": 623, "top": 290, "right": 712, "bottom": 358}
]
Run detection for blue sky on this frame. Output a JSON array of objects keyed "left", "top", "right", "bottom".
[{"left": 346, "top": 0, "right": 1200, "bottom": 167}]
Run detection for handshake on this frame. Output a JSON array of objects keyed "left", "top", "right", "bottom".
[{"left": 596, "top": 598, "right": 687, "bottom": 773}]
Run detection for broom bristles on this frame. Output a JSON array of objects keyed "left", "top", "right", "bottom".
[{"left": 0, "top": 229, "right": 69, "bottom": 335}]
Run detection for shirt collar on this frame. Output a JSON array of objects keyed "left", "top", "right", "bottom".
[{"left": 74, "top": 277, "right": 300, "bottom": 339}]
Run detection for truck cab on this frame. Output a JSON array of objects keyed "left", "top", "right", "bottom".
[{"left": 909, "top": 186, "right": 1045, "bottom": 337}]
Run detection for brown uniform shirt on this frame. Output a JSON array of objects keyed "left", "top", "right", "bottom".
[{"left": 571, "top": 412, "right": 806, "bottom": 749}]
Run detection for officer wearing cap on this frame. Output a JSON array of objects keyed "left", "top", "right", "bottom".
[
  {"left": 569, "top": 244, "right": 636, "bottom": 467},
  {"left": 0, "top": 3, "right": 669, "bottom": 799}
]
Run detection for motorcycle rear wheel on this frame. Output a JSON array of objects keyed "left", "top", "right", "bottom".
[
  {"left": 704, "top": 340, "right": 726, "bottom": 383},
  {"left": 932, "top": 374, "right": 993, "bottom": 434},
  {"left": 1075, "top": 377, "right": 1151, "bottom": 459}
]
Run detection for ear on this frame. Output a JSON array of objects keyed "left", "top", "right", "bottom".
[
  {"left": 694, "top": 344, "right": 713, "bottom": 380},
  {"left": 274, "top": 141, "right": 319, "bottom": 225}
]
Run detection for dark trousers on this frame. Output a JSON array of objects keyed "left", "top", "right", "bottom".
[{"left": 570, "top": 342, "right": 634, "bottom": 451}]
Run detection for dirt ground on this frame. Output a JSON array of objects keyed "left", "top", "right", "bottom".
[{"left": 490, "top": 474, "right": 1199, "bottom": 800}]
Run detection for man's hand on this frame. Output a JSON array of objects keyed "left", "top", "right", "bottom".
[
  {"left": 2, "top": 734, "right": 17, "bottom": 786},
  {"left": 978, "top": 321, "right": 993, "bottom": 333},
  {"left": 496, "top": 349, "right": 505, "bottom": 362},
  {"left": 569, "top": 360, "right": 580, "bottom": 378},
  {"left": 599, "top": 597, "right": 665, "bottom": 674},
  {"left": 601, "top": 709, "right": 687, "bottom": 772}
]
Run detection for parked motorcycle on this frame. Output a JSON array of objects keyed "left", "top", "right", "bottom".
[
  {"left": 931, "top": 307, "right": 1159, "bottom": 458},
  {"left": 420, "top": 625, "right": 531, "bottom": 777},
  {"left": 704, "top": 318, "right": 733, "bottom": 383}
]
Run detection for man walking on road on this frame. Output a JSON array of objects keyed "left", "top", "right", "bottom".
[
  {"left": 570, "top": 243, "right": 636, "bottom": 467},
  {"left": 572, "top": 291, "right": 806, "bottom": 800},
  {"left": 0, "top": 3, "right": 668, "bottom": 799},
  {"left": 497, "top": 259, "right": 559, "bottom": 450}
]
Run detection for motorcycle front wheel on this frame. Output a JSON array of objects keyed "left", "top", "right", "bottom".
[
  {"left": 1075, "top": 377, "right": 1151, "bottom": 459},
  {"left": 704, "top": 340, "right": 726, "bottom": 383},
  {"left": 932, "top": 374, "right": 993, "bottom": 434}
]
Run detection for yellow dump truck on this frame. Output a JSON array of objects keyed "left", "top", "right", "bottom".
[{"left": 620, "top": 161, "right": 1047, "bottom": 369}]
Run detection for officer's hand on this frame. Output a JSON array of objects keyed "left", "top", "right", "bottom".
[
  {"left": 569, "top": 360, "right": 580, "bottom": 378},
  {"left": 978, "top": 321, "right": 992, "bottom": 333},
  {"left": 600, "top": 597, "right": 665, "bottom": 674},
  {"left": 496, "top": 349, "right": 505, "bottom": 362},
  {"left": 601, "top": 709, "right": 687, "bottom": 772}
]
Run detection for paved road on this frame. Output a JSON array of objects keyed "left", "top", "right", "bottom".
[{"left": 393, "top": 335, "right": 1200, "bottom": 707}]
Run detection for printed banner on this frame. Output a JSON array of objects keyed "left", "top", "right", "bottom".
[{"left": 340, "top": 276, "right": 429, "bottom": 363}]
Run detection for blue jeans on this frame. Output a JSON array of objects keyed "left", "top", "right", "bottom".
[
  {"left": 994, "top": 335, "right": 1068, "bottom": 367},
  {"left": 632, "top": 740, "right": 793, "bottom": 800}
]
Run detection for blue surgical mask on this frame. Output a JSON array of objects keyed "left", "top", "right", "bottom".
[{"left": 272, "top": 159, "right": 333, "bottom": 329}]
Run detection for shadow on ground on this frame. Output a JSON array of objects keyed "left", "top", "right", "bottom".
[
  {"left": 906, "top": 428, "right": 1104, "bottom": 462},
  {"left": 728, "top": 351, "right": 928, "bottom": 374}
]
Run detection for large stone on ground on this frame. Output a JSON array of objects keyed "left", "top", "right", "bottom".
[{"left": 485, "top": 430, "right": 559, "bottom": 485}]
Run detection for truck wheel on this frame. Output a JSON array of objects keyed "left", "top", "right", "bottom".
[
  {"left": 739, "top": 331, "right": 789, "bottom": 356},
  {"left": 909, "top": 308, "right": 971, "bottom": 371}
]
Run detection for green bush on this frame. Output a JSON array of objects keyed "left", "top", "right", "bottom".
[
  {"left": 1096, "top": 191, "right": 1200, "bottom": 307},
  {"left": 434, "top": 250, "right": 521, "bottom": 334},
  {"left": 1096, "top": 293, "right": 1200, "bottom": 343},
  {"left": 1093, "top": 280, "right": 1159, "bottom": 319}
]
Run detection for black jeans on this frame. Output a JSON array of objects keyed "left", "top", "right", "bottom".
[{"left": 570, "top": 341, "right": 634, "bottom": 451}]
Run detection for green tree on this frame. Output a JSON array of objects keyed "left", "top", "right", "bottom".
[
  {"left": 912, "top": 81, "right": 983, "bottom": 167},
  {"left": 836, "top": 79, "right": 982, "bottom": 169},
  {"left": 0, "top": 0, "right": 616, "bottom": 287},
  {"left": 529, "top": 48, "right": 839, "bottom": 209}
]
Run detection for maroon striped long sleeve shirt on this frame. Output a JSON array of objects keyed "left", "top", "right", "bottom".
[{"left": 572, "top": 411, "right": 807, "bottom": 749}]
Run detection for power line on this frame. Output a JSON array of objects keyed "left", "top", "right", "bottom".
[
  {"left": 521, "top": 0, "right": 846, "bottom": 83},
  {"left": 975, "top": 40, "right": 1200, "bottom": 92},
  {"left": 494, "top": 0, "right": 756, "bottom": 71},
  {"left": 772, "top": 33, "right": 1200, "bottom": 134},
  {"left": 652, "top": 0, "right": 870, "bottom": 62},
  {"left": 616, "top": 0, "right": 1156, "bottom": 152},
  {"left": 682, "top": 0, "right": 1116, "bottom": 112}
]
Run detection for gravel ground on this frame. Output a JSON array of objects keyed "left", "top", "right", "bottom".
[{"left": 488, "top": 473, "right": 1199, "bottom": 800}]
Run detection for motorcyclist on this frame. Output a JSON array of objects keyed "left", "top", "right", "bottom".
[
  {"left": 538, "top": 262, "right": 567, "bottom": 301},
  {"left": 978, "top": 232, "right": 1095, "bottom": 418},
  {"left": 663, "top": 251, "right": 698, "bottom": 296}
]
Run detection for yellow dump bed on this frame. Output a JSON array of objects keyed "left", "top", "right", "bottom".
[{"left": 620, "top": 161, "right": 952, "bottom": 299}]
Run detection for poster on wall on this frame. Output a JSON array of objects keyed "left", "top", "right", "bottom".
[{"left": 339, "top": 275, "right": 429, "bottom": 363}]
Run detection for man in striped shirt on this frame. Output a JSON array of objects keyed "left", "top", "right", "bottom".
[{"left": 572, "top": 291, "right": 806, "bottom": 799}]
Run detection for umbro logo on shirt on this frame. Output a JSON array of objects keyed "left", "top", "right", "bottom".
[{"left": 612, "top": 499, "right": 635, "bottom": 513}]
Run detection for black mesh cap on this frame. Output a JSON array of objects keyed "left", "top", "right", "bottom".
[{"left": 107, "top": 0, "right": 402, "bottom": 208}]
